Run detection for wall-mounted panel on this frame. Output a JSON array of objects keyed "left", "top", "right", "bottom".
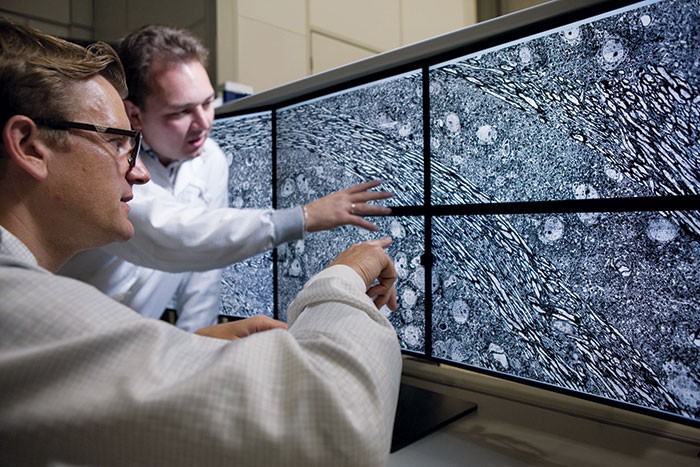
[
  {"left": 238, "top": 16, "right": 308, "bottom": 93},
  {"left": 238, "top": 0, "right": 306, "bottom": 35},
  {"left": 311, "top": 32, "right": 376, "bottom": 75},
  {"left": 401, "top": 0, "right": 473, "bottom": 45},
  {"left": 309, "top": 0, "right": 401, "bottom": 52}
]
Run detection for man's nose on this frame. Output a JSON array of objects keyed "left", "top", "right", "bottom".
[{"left": 127, "top": 156, "right": 151, "bottom": 185}]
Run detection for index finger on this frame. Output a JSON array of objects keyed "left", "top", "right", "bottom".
[
  {"left": 354, "top": 190, "right": 393, "bottom": 203},
  {"left": 366, "top": 236, "right": 393, "bottom": 249},
  {"left": 345, "top": 180, "right": 384, "bottom": 193}
]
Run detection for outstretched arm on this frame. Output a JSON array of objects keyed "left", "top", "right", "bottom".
[{"left": 304, "top": 180, "right": 392, "bottom": 233}]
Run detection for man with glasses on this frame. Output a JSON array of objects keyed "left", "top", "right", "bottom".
[
  {"left": 32, "top": 119, "right": 143, "bottom": 169},
  {"left": 59, "top": 24, "right": 394, "bottom": 332},
  {"left": 0, "top": 18, "right": 400, "bottom": 465}
]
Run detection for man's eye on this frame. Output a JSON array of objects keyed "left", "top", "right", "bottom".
[{"left": 110, "top": 137, "right": 129, "bottom": 153}]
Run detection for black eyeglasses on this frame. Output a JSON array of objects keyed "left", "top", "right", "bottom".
[{"left": 33, "top": 118, "right": 142, "bottom": 169}]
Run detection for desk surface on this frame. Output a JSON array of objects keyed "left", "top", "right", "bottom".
[{"left": 388, "top": 376, "right": 700, "bottom": 466}]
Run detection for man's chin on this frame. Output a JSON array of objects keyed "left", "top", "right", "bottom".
[
  {"left": 156, "top": 149, "right": 203, "bottom": 165},
  {"left": 114, "top": 222, "right": 135, "bottom": 243},
  {"left": 186, "top": 147, "right": 206, "bottom": 159},
  {"left": 78, "top": 224, "right": 133, "bottom": 254}
]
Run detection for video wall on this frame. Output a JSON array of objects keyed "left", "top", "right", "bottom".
[
  {"left": 209, "top": 112, "right": 274, "bottom": 317},
  {"left": 212, "top": 0, "right": 699, "bottom": 427}
]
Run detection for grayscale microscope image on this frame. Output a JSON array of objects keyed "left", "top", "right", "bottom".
[
  {"left": 210, "top": 0, "right": 699, "bottom": 423},
  {"left": 276, "top": 216, "right": 425, "bottom": 352},
  {"left": 275, "top": 72, "right": 425, "bottom": 350},
  {"left": 211, "top": 112, "right": 274, "bottom": 318},
  {"left": 430, "top": 0, "right": 699, "bottom": 419},
  {"left": 277, "top": 70, "right": 424, "bottom": 209}
]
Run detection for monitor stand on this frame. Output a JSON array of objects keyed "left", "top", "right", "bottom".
[{"left": 390, "top": 382, "right": 478, "bottom": 452}]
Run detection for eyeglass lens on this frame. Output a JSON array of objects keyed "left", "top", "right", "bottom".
[{"left": 129, "top": 132, "right": 142, "bottom": 169}]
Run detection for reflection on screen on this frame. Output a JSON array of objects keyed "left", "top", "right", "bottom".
[{"left": 210, "top": 112, "right": 274, "bottom": 318}]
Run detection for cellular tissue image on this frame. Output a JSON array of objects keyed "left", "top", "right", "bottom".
[
  {"left": 277, "top": 216, "right": 425, "bottom": 353},
  {"left": 432, "top": 210, "right": 699, "bottom": 421},
  {"left": 275, "top": 70, "right": 427, "bottom": 349},
  {"left": 210, "top": 112, "right": 274, "bottom": 318},
  {"left": 431, "top": 0, "right": 699, "bottom": 233},
  {"left": 277, "top": 70, "right": 424, "bottom": 209},
  {"left": 207, "top": 0, "right": 699, "bottom": 426},
  {"left": 429, "top": 0, "right": 699, "bottom": 423}
]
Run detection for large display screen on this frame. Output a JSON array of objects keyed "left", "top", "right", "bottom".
[
  {"left": 275, "top": 216, "right": 425, "bottom": 351},
  {"left": 275, "top": 71, "right": 424, "bottom": 344},
  {"left": 432, "top": 211, "right": 699, "bottom": 420},
  {"left": 210, "top": 112, "right": 274, "bottom": 318},
  {"left": 276, "top": 70, "right": 424, "bottom": 210},
  {"left": 430, "top": 0, "right": 699, "bottom": 209},
  {"left": 428, "top": 0, "right": 699, "bottom": 422},
  {"left": 213, "top": 0, "right": 699, "bottom": 428}
]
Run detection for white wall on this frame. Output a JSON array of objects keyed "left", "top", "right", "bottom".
[
  {"left": 91, "top": 0, "right": 217, "bottom": 81},
  {"left": 91, "top": 0, "right": 215, "bottom": 45},
  {"left": 216, "top": 0, "right": 479, "bottom": 95},
  {"left": 0, "top": 0, "right": 94, "bottom": 40},
  {"left": 0, "top": 0, "right": 216, "bottom": 44},
  {"left": 0, "top": 0, "right": 218, "bottom": 82},
  {"left": 1, "top": 0, "right": 546, "bottom": 97}
]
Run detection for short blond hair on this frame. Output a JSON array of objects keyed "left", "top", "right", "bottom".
[{"left": 0, "top": 17, "right": 127, "bottom": 130}]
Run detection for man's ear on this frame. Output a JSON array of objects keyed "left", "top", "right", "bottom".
[
  {"left": 123, "top": 100, "right": 142, "bottom": 130},
  {"left": 2, "top": 116, "right": 51, "bottom": 181}
]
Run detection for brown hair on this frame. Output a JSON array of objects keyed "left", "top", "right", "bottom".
[
  {"left": 0, "top": 17, "right": 127, "bottom": 131},
  {"left": 118, "top": 24, "right": 209, "bottom": 108}
]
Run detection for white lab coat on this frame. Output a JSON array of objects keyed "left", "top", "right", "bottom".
[{"left": 60, "top": 138, "right": 303, "bottom": 330}]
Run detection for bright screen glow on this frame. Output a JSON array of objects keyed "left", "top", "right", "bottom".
[
  {"left": 212, "top": 0, "right": 699, "bottom": 426},
  {"left": 275, "top": 72, "right": 425, "bottom": 346},
  {"left": 211, "top": 112, "right": 274, "bottom": 318},
  {"left": 429, "top": 0, "right": 699, "bottom": 424}
]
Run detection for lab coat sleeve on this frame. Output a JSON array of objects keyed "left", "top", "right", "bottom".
[
  {"left": 169, "top": 269, "right": 223, "bottom": 332},
  {"left": 1, "top": 245, "right": 402, "bottom": 466},
  {"left": 103, "top": 144, "right": 304, "bottom": 272},
  {"left": 167, "top": 152, "right": 228, "bottom": 332}
]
